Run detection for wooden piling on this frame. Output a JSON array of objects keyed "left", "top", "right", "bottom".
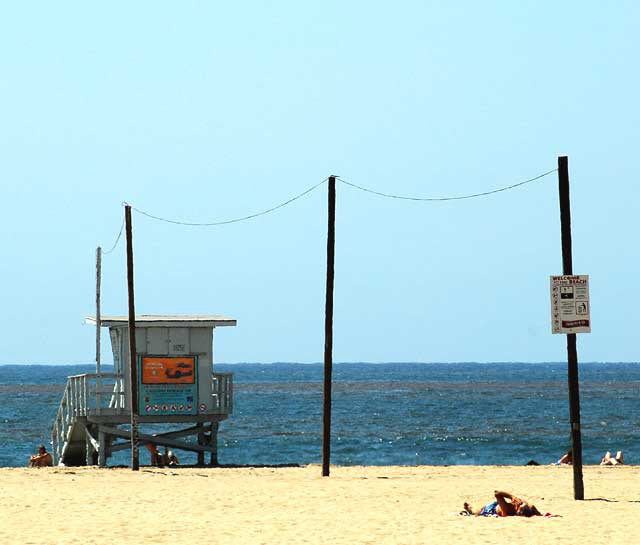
[
  {"left": 210, "top": 421, "right": 219, "bottom": 466},
  {"left": 98, "top": 430, "right": 106, "bottom": 467},
  {"left": 197, "top": 423, "right": 205, "bottom": 466}
]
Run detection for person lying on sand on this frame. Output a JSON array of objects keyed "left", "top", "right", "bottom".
[
  {"left": 600, "top": 451, "right": 624, "bottom": 466},
  {"left": 462, "top": 490, "right": 541, "bottom": 517},
  {"left": 29, "top": 445, "right": 53, "bottom": 467}
]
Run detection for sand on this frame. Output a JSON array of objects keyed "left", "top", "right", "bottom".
[{"left": 1, "top": 464, "right": 638, "bottom": 545}]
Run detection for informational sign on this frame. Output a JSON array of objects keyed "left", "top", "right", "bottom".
[
  {"left": 550, "top": 275, "right": 591, "bottom": 334},
  {"left": 139, "top": 356, "right": 198, "bottom": 415}
]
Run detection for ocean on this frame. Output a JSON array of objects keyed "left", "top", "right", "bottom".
[{"left": 0, "top": 362, "right": 638, "bottom": 468}]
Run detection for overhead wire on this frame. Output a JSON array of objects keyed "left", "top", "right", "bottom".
[
  {"left": 127, "top": 178, "right": 328, "bottom": 226},
  {"left": 103, "top": 168, "right": 556, "bottom": 242},
  {"left": 101, "top": 218, "right": 125, "bottom": 255},
  {"left": 337, "top": 168, "right": 557, "bottom": 202}
]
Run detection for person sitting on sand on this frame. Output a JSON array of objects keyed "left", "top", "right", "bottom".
[
  {"left": 29, "top": 445, "right": 53, "bottom": 467},
  {"left": 462, "top": 490, "right": 541, "bottom": 517},
  {"left": 556, "top": 449, "right": 572, "bottom": 465},
  {"left": 145, "top": 443, "right": 165, "bottom": 467},
  {"left": 600, "top": 450, "right": 624, "bottom": 466},
  {"left": 165, "top": 450, "right": 179, "bottom": 467}
]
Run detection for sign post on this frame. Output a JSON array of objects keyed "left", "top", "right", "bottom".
[{"left": 555, "top": 155, "right": 585, "bottom": 500}]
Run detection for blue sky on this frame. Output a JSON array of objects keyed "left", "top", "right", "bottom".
[{"left": 1, "top": 2, "right": 638, "bottom": 364}]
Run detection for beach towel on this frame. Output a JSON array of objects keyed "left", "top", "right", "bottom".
[{"left": 458, "top": 506, "right": 562, "bottom": 518}]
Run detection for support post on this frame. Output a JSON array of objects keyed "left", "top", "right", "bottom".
[
  {"left": 125, "top": 205, "right": 140, "bottom": 471},
  {"left": 558, "top": 155, "right": 584, "bottom": 500},
  {"left": 95, "top": 246, "right": 102, "bottom": 411},
  {"left": 197, "top": 423, "right": 205, "bottom": 466},
  {"left": 210, "top": 421, "right": 219, "bottom": 466},
  {"left": 98, "top": 429, "right": 106, "bottom": 467},
  {"left": 322, "top": 175, "right": 336, "bottom": 477},
  {"left": 85, "top": 435, "right": 92, "bottom": 466}
]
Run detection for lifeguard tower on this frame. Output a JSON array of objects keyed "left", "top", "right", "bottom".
[{"left": 51, "top": 315, "right": 236, "bottom": 466}]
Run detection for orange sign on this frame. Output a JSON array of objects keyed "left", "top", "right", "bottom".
[{"left": 141, "top": 356, "right": 196, "bottom": 384}]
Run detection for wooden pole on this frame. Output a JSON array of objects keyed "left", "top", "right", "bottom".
[
  {"left": 197, "top": 423, "right": 205, "bottom": 466},
  {"left": 98, "top": 429, "right": 106, "bottom": 467},
  {"left": 558, "top": 155, "right": 584, "bottom": 500},
  {"left": 322, "top": 176, "right": 336, "bottom": 477},
  {"left": 125, "top": 205, "right": 140, "bottom": 471},
  {"left": 210, "top": 421, "right": 219, "bottom": 466},
  {"left": 95, "top": 247, "right": 102, "bottom": 410}
]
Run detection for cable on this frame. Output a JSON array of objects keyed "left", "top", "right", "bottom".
[
  {"left": 128, "top": 178, "right": 328, "bottom": 226},
  {"left": 337, "top": 169, "right": 557, "bottom": 202},
  {"left": 109, "top": 168, "right": 554, "bottom": 236},
  {"left": 102, "top": 218, "right": 125, "bottom": 255}
]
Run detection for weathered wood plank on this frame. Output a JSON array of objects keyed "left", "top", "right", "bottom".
[
  {"left": 100, "top": 425, "right": 217, "bottom": 454},
  {"left": 109, "top": 424, "right": 214, "bottom": 452}
]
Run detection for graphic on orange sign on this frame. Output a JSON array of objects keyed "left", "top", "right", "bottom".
[{"left": 141, "top": 356, "right": 196, "bottom": 384}]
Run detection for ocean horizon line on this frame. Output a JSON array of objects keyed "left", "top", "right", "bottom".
[{"left": 1, "top": 360, "right": 638, "bottom": 367}]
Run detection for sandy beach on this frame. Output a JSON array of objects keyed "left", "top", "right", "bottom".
[{"left": 2, "top": 464, "right": 637, "bottom": 545}]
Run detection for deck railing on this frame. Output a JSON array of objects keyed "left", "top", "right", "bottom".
[
  {"left": 212, "top": 372, "right": 233, "bottom": 414},
  {"left": 51, "top": 373, "right": 124, "bottom": 464}
]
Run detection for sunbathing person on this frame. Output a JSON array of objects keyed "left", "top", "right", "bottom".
[
  {"left": 600, "top": 451, "right": 624, "bottom": 466},
  {"left": 462, "top": 490, "right": 541, "bottom": 517},
  {"left": 29, "top": 445, "right": 53, "bottom": 467}
]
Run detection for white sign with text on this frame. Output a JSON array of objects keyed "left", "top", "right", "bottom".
[{"left": 550, "top": 275, "right": 591, "bottom": 334}]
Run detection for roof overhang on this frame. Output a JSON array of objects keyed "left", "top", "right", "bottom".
[{"left": 85, "top": 315, "right": 237, "bottom": 328}]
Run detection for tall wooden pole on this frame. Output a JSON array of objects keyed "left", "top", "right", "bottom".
[
  {"left": 95, "top": 246, "right": 102, "bottom": 410},
  {"left": 322, "top": 176, "right": 336, "bottom": 477},
  {"left": 558, "top": 155, "right": 584, "bottom": 500},
  {"left": 125, "top": 205, "right": 140, "bottom": 471}
]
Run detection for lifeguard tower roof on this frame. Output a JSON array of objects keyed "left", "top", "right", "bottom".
[{"left": 85, "top": 314, "right": 237, "bottom": 327}]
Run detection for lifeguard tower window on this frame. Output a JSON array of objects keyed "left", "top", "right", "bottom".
[{"left": 52, "top": 314, "right": 236, "bottom": 467}]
